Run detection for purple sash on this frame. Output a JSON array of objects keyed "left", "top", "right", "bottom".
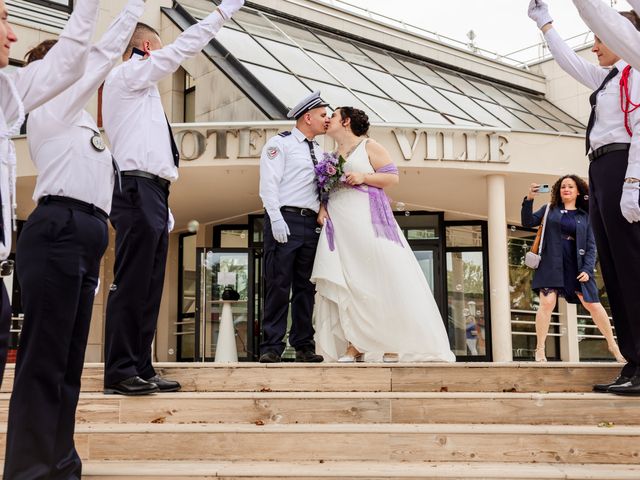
[{"left": 325, "top": 163, "right": 402, "bottom": 251}]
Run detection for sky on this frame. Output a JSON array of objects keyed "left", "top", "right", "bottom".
[{"left": 325, "top": 0, "right": 633, "bottom": 61}]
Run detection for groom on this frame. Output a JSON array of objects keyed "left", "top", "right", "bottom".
[{"left": 258, "top": 91, "right": 330, "bottom": 363}]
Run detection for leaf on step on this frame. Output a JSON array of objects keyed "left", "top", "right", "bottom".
[
  {"left": 439, "top": 386, "right": 449, "bottom": 392},
  {"left": 260, "top": 387, "right": 272, "bottom": 392},
  {"left": 597, "top": 421, "right": 615, "bottom": 428},
  {"left": 254, "top": 420, "right": 265, "bottom": 426},
  {"left": 151, "top": 417, "right": 166, "bottom": 424}
]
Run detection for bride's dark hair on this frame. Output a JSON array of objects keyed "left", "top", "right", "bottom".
[
  {"left": 620, "top": 10, "right": 640, "bottom": 32},
  {"left": 338, "top": 107, "right": 370, "bottom": 137}
]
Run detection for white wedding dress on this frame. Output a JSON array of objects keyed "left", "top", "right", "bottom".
[{"left": 311, "top": 140, "right": 456, "bottom": 363}]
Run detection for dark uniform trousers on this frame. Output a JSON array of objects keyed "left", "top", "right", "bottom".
[
  {"left": 3, "top": 201, "right": 108, "bottom": 480},
  {"left": 589, "top": 150, "right": 640, "bottom": 377},
  {"left": 0, "top": 278, "right": 12, "bottom": 386},
  {"left": 261, "top": 210, "right": 319, "bottom": 355},
  {"left": 104, "top": 176, "right": 169, "bottom": 386}
]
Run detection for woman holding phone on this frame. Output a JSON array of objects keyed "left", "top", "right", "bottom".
[{"left": 522, "top": 176, "right": 624, "bottom": 363}]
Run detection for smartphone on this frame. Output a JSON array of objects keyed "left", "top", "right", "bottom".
[{"left": 538, "top": 184, "right": 550, "bottom": 193}]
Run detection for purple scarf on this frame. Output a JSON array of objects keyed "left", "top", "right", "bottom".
[{"left": 325, "top": 163, "right": 402, "bottom": 251}]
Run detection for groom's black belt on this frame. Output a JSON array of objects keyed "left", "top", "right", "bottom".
[
  {"left": 588, "top": 143, "right": 630, "bottom": 162},
  {"left": 281, "top": 206, "right": 317, "bottom": 217}
]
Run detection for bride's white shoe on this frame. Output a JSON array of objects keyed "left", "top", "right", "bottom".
[{"left": 337, "top": 352, "right": 364, "bottom": 363}]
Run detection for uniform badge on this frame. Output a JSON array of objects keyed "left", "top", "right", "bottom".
[
  {"left": 267, "top": 146, "right": 280, "bottom": 160},
  {"left": 91, "top": 133, "right": 106, "bottom": 152}
]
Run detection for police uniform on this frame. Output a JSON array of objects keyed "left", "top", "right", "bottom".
[
  {"left": 101, "top": 5, "right": 239, "bottom": 394},
  {"left": 0, "top": 0, "right": 100, "bottom": 394},
  {"left": 571, "top": 0, "right": 640, "bottom": 395},
  {"left": 258, "top": 91, "right": 327, "bottom": 362},
  {"left": 2, "top": 2, "right": 145, "bottom": 478}
]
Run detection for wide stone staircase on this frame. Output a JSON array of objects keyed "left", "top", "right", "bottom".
[{"left": 0, "top": 362, "right": 639, "bottom": 479}]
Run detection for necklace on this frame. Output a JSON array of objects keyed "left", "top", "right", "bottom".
[{"left": 340, "top": 139, "right": 364, "bottom": 159}]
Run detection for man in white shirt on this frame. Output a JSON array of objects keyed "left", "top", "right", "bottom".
[
  {"left": 0, "top": 0, "right": 101, "bottom": 388},
  {"left": 102, "top": 0, "right": 243, "bottom": 395},
  {"left": 258, "top": 91, "right": 329, "bottom": 363}
]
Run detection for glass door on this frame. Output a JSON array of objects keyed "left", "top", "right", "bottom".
[{"left": 194, "top": 248, "right": 254, "bottom": 361}]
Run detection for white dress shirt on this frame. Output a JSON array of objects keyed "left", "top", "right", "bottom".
[
  {"left": 570, "top": 0, "right": 640, "bottom": 179},
  {"left": 544, "top": 28, "right": 629, "bottom": 152},
  {"left": 259, "top": 127, "right": 321, "bottom": 223},
  {"left": 102, "top": 9, "right": 226, "bottom": 182},
  {"left": 0, "top": 0, "right": 100, "bottom": 259},
  {"left": 28, "top": 0, "right": 145, "bottom": 214}
]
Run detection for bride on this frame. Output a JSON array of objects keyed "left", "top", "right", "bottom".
[{"left": 311, "top": 106, "right": 455, "bottom": 363}]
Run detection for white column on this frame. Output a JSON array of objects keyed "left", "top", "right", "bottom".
[
  {"left": 558, "top": 299, "right": 580, "bottom": 362},
  {"left": 487, "top": 175, "right": 513, "bottom": 362}
]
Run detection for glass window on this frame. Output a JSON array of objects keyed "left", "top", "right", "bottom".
[
  {"left": 184, "top": 71, "right": 196, "bottom": 123},
  {"left": 507, "top": 92, "right": 557, "bottom": 118},
  {"left": 301, "top": 79, "right": 383, "bottom": 122},
  {"left": 245, "top": 64, "right": 311, "bottom": 109},
  {"left": 269, "top": 19, "right": 336, "bottom": 56},
  {"left": 395, "top": 213, "right": 440, "bottom": 239},
  {"left": 539, "top": 99, "right": 584, "bottom": 126},
  {"left": 403, "top": 105, "right": 450, "bottom": 125},
  {"left": 436, "top": 70, "right": 494, "bottom": 102},
  {"left": 355, "top": 66, "right": 431, "bottom": 107},
  {"left": 399, "top": 78, "right": 471, "bottom": 119},
  {"left": 357, "top": 94, "right": 417, "bottom": 123},
  {"left": 361, "top": 47, "right": 417, "bottom": 77},
  {"left": 320, "top": 35, "right": 379, "bottom": 68},
  {"left": 438, "top": 90, "right": 506, "bottom": 126},
  {"left": 447, "top": 116, "right": 482, "bottom": 127},
  {"left": 543, "top": 119, "right": 581, "bottom": 134},
  {"left": 257, "top": 38, "right": 328, "bottom": 79},
  {"left": 509, "top": 109, "right": 557, "bottom": 131},
  {"left": 308, "top": 52, "right": 385, "bottom": 96},
  {"left": 479, "top": 84, "right": 524, "bottom": 109},
  {"left": 233, "top": 9, "right": 290, "bottom": 42},
  {"left": 26, "top": 0, "right": 72, "bottom": 11},
  {"left": 446, "top": 225, "right": 483, "bottom": 248},
  {"left": 220, "top": 230, "right": 249, "bottom": 248},
  {"left": 216, "top": 27, "right": 283, "bottom": 70},
  {"left": 447, "top": 251, "right": 486, "bottom": 357},
  {"left": 475, "top": 101, "right": 531, "bottom": 130},
  {"left": 400, "top": 61, "right": 454, "bottom": 90},
  {"left": 178, "top": 234, "right": 197, "bottom": 361}
]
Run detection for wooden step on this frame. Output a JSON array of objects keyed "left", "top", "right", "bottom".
[
  {"left": 78, "top": 460, "right": 640, "bottom": 479},
  {"left": 0, "top": 363, "right": 622, "bottom": 393},
  {"left": 0, "top": 392, "right": 636, "bottom": 426},
  {"left": 0, "top": 423, "right": 637, "bottom": 464}
]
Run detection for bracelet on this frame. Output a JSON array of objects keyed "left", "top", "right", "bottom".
[{"left": 624, "top": 177, "right": 640, "bottom": 184}]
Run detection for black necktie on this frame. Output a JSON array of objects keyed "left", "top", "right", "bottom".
[
  {"left": 586, "top": 67, "right": 619, "bottom": 154},
  {"left": 305, "top": 139, "right": 318, "bottom": 165},
  {"left": 165, "top": 115, "right": 180, "bottom": 168}
]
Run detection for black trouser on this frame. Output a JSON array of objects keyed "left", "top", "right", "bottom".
[
  {"left": 260, "top": 211, "right": 319, "bottom": 356},
  {"left": 589, "top": 150, "right": 640, "bottom": 377},
  {"left": 3, "top": 200, "right": 108, "bottom": 480},
  {"left": 0, "top": 278, "right": 12, "bottom": 387},
  {"left": 104, "top": 176, "right": 168, "bottom": 385}
]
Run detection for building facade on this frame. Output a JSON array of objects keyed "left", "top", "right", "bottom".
[{"left": 6, "top": 0, "right": 614, "bottom": 364}]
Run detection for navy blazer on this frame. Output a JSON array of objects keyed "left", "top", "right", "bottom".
[{"left": 521, "top": 198, "right": 599, "bottom": 303}]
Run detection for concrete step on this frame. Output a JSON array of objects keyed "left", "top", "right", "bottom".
[
  {"left": 78, "top": 460, "right": 640, "bottom": 479},
  {"left": 0, "top": 363, "right": 622, "bottom": 393},
  {"left": 0, "top": 423, "right": 637, "bottom": 464},
  {"left": 0, "top": 391, "right": 635, "bottom": 426}
]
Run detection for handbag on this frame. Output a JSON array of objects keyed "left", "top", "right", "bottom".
[{"left": 524, "top": 203, "right": 551, "bottom": 269}]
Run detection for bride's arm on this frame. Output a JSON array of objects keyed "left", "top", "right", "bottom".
[{"left": 344, "top": 139, "right": 399, "bottom": 188}]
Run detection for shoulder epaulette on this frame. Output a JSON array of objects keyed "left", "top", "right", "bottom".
[{"left": 278, "top": 131, "right": 292, "bottom": 137}]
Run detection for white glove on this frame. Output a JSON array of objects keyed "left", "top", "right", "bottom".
[
  {"left": 528, "top": 0, "right": 553, "bottom": 29},
  {"left": 621, "top": 182, "right": 640, "bottom": 223},
  {"left": 167, "top": 208, "right": 175, "bottom": 233},
  {"left": 218, "top": 0, "right": 244, "bottom": 20},
  {"left": 271, "top": 218, "right": 290, "bottom": 244}
]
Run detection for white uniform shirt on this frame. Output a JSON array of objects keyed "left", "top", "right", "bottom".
[
  {"left": 259, "top": 127, "right": 321, "bottom": 223},
  {"left": 571, "top": 0, "right": 640, "bottom": 179},
  {"left": 0, "top": 0, "right": 100, "bottom": 259},
  {"left": 102, "top": 9, "right": 226, "bottom": 182},
  {"left": 28, "top": 0, "right": 144, "bottom": 214},
  {"left": 544, "top": 28, "right": 630, "bottom": 152}
]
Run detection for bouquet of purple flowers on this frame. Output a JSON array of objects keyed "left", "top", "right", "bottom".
[{"left": 315, "top": 152, "right": 346, "bottom": 203}]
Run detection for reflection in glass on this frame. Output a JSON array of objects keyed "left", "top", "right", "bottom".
[
  {"left": 447, "top": 251, "right": 486, "bottom": 357},
  {"left": 446, "top": 225, "right": 482, "bottom": 248},
  {"left": 179, "top": 234, "right": 197, "bottom": 360},
  {"left": 414, "top": 250, "right": 435, "bottom": 293}
]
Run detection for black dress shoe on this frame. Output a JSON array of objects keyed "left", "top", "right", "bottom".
[
  {"left": 295, "top": 349, "right": 324, "bottom": 363},
  {"left": 104, "top": 376, "right": 159, "bottom": 396},
  {"left": 259, "top": 352, "right": 281, "bottom": 363},
  {"left": 145, "top": 375, "right": 181, "bottom": 392},
  {"left": 608, "top": 376, "right": 640, "bottom": 396},
  {"left": 593, "top": 375, "right": 630, "bottom": 393}
]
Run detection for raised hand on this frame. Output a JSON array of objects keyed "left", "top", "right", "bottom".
[
  {"left": 218, "top": 0, "right": 245, "bottom": 20},
  {"left": 271, "top": 218, "right": 290, "bottom": 243},
  {"left": 528, "top": 0, "right": 553, "bottom": 30},
  {"left": 527, "top": 183, "right": 540, "bottom": 201}
]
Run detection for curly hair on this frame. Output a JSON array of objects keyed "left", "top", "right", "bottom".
[
  {"left": 620, "top": 11, "right": 640, "bottom": 32},
  {"left": 337, "top": 106, "right": 370, "bottom": 137},
  {"left": 550, "top": 175, "right": 590, "bottom": 211},
  {"left": 24, "top": 39, "right": 58, "bottom": 65}
]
